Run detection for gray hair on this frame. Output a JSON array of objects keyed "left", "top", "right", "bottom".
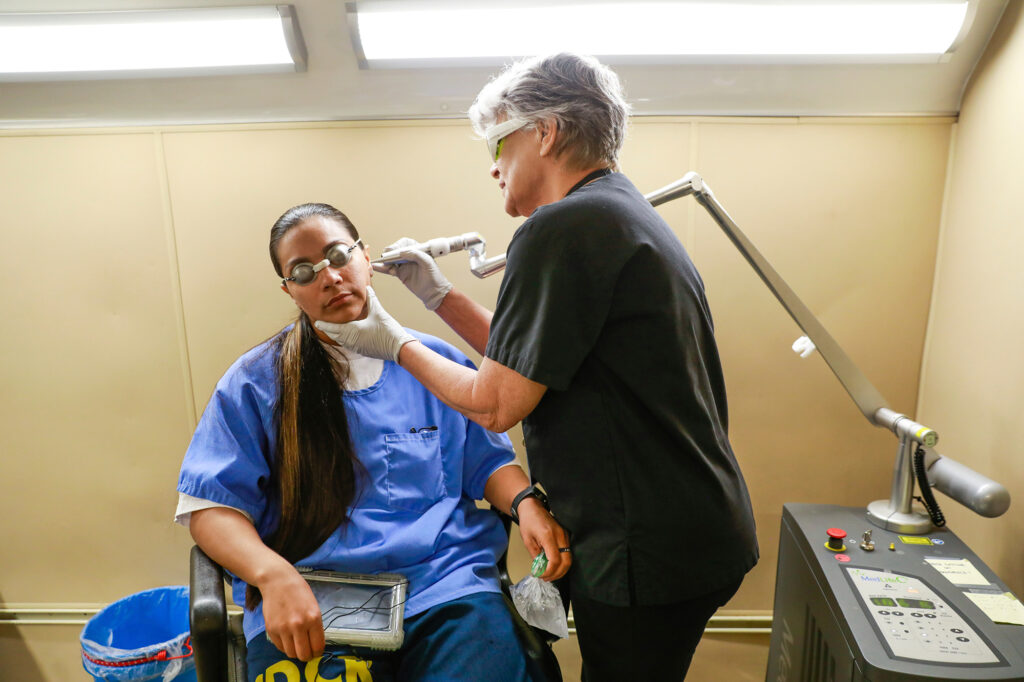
[{"left": 468, "top": 53, "right": 630, "bottom": 171}]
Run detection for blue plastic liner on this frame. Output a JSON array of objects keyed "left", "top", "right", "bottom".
[{"left": 80, "top": 586, "right": 197, "bottom": 682}]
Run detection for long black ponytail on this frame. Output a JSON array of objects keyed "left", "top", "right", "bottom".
[{"left": 248, "top": 204, "right": 364, "bottom": 609}]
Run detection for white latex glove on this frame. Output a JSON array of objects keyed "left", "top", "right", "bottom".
[
  {"left": 374, "top": 237, "right": 453, "bottom": 311},
  {"left": 314, "top": 288, "right": 416, "bottom": 362}
]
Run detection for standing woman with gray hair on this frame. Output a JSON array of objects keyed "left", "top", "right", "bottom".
[{"left": 318, "top": 53, "right": 759, "bottom": 680}]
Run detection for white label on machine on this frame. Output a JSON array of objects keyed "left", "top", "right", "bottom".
[
  {"left": 845, "top": 567, "right": 1000, "bottom": 664},
  {"left": 924, "top": 557, "right": 993, "bottom": 587}
]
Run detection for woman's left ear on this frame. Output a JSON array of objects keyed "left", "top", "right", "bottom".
[{"left": 362, "top": 243, "right": 372, "bottom": 277}]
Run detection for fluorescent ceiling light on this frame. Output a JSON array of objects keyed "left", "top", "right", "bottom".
[
  {"left": 0, "top": 6, "right": 306, "bottom": 81},
  {"left": 350, "top": 1, "right": 972, "bottom": 66}
]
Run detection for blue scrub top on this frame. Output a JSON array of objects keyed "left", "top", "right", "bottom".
[{"left": 177, "top": 330, "right": 515, "bottom": 642}]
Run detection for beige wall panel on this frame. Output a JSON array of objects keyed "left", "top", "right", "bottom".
[
  {"left": 690, "top": 634, "right": 771, "bottom": 681},
  {"left": 693, "top": 120, "right": 951, "bottom": 609},
  {"left": 0, "top": 625, "right": 84, "bottom": 682},
  {"left": 551, "top": 638, "right": 583, "bottom": 681},
  {"left": 918, "top": 3, "right": 1024, "bottom": 596},
  {"left": 0, "top": 133, "right": 194, "bottom": 680},
  {"left": 550, "top": 631, "right": 772, "bottom": 681},
  {"left": 0, "top": 133, "right": 194, "bottom": 595}
]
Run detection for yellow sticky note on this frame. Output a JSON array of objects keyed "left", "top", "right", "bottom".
[{"left": 965, "top": 592, "right": 1024, "bottom": 626}]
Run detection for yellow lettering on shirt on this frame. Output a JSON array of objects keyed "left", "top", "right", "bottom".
[
  {"left": 301, "top": 655, "right": 373, "bottom": 682},
  {"left": 262, "top": 659, "right": 301, "bottom": 681},
  {"left": 343, "top": 656, "right": 373, "bottom": 682}
]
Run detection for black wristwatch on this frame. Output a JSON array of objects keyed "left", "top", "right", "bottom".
[{"left": 509, "top": 484, "right": 549, "bottom": 524}]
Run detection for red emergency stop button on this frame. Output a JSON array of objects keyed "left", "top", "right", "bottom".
[{"left": 825, "top": 528, "right": 847, "bottom": 552}]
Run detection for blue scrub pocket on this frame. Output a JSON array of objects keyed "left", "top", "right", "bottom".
[{"left": 383, "top": 431, "right": 447, "bottom": 512}]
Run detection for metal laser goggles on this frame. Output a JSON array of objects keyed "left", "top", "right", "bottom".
[{"left": 282, "top": 239, "right": 362, "bottom": 286}]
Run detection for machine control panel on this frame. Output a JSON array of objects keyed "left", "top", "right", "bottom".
[{"left": 845, "top": 566, "right": 999, "bottom": 664}]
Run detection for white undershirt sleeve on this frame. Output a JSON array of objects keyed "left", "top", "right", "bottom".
[{"left": 174, "top": 493, "right": 254, "bottom": 529}]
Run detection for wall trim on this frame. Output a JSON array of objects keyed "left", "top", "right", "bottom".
[
  {"left": 1, "top": 603, "right": 773, "bottom": 635},
  {"left": 0, "top": 115, "right": 958, "bottom": 138}
]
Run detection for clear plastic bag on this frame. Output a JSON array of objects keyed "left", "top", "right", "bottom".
[{"left": 509, "top": 559, "right": 569, "bottom": 639}]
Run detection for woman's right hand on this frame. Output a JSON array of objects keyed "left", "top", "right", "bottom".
[
  {"left": 257, "top": 563, "right": 326, "bottom": 661},
  {"left": 188, "top": 508, "right": 326, "bottom": 662}
]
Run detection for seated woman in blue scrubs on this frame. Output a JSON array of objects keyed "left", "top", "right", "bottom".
[{"left": 175, "top": 203, "right": 571, "bottom": 682}]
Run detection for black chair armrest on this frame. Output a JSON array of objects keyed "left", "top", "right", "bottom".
[
  {"left": 492, "top": 507, "right": 563, "bottom": 682},
  {"left": 190, "top": 545, "right": 229, "bottom": 682}
]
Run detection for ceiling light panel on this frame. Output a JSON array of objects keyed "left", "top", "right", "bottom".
[
  {"left": 350, "top": 1, "right": 972, "bottom": 67},
  {"left": 0, "top": 6, "right": 306, "bottom": 81}
]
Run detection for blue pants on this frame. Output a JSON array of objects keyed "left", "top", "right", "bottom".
[{"left": 246, "top": 591, "right": 533, "bottom": 682}]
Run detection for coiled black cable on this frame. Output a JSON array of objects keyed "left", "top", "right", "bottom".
[{"left": 913, "top": 443, "right": 946, "bottom": 527}]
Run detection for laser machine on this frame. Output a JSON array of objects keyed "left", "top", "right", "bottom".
[{"left": 373, "top": 172, "right": 1023, "bottom": 681}]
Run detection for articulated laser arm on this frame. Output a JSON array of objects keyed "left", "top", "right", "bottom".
[{"left": 372, "top": 172, "right": 1010, "bottom": 532}]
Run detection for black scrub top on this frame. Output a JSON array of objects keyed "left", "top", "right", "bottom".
[{"left": 486, "top": 171, "right": 758, "bottom": 607}]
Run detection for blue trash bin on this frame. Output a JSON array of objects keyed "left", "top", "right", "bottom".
[{"left": 80, "top": 586, "right": 197, "bottom": 682}]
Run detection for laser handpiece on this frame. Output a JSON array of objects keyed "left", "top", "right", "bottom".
[{"left": 372, "top": 232, "right": 505, "bottom": 278}]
